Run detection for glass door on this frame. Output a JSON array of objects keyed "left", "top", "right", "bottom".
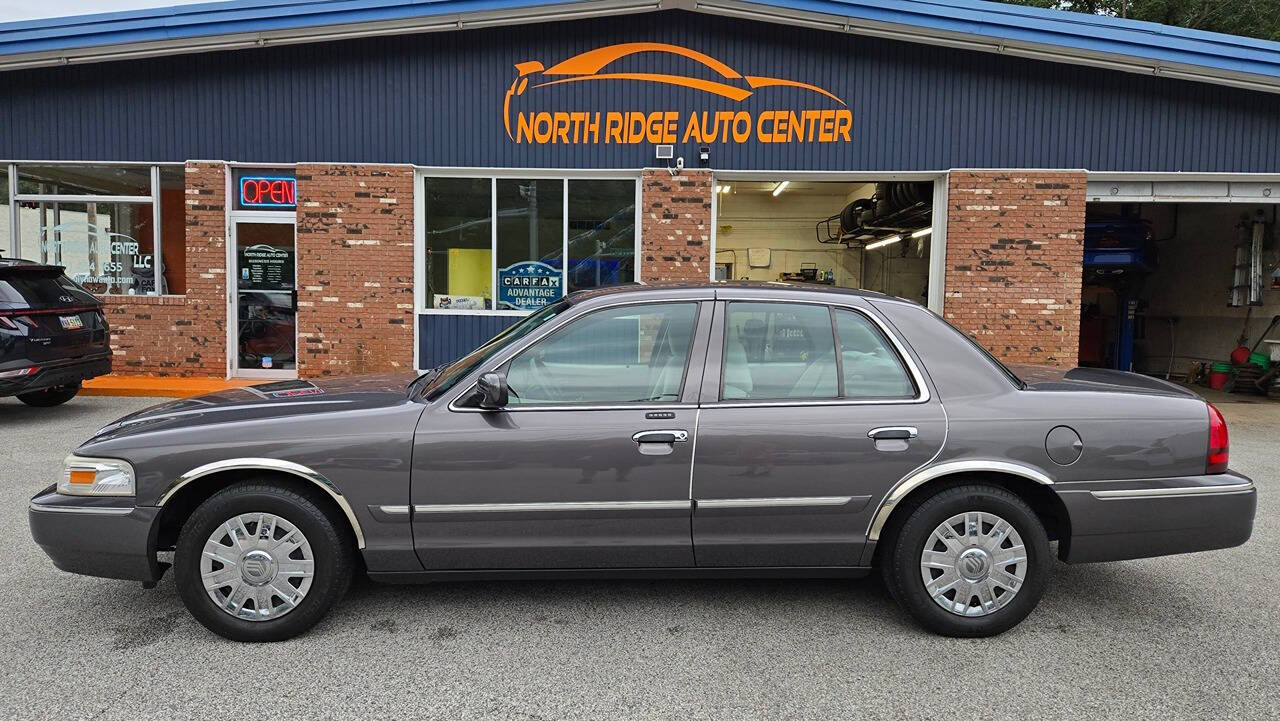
[{"left": 232, "top": 219, "right": 296, "bottom": 378}]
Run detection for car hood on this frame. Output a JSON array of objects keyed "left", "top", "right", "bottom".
[
  {"left": 1009, "top": 364, "right": 1200, "bottom": 398},
  {"left": 87, "top": 374, "right": 420, "bottom": 443}
]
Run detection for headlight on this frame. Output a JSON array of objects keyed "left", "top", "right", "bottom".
[{"left": 58, "top": 455, "right": 135, "bottom": 496}]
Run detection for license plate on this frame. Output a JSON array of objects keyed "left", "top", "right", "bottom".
[{"left": 59, "top": 315, "right": 84, "bottom": 330}]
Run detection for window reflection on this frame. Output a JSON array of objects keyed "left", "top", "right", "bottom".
[
  {"left": 424, "top": 177, "right": 492, "bottom": 310},
  {"left": 568, "top": 180, "right": 635, "bottom": 292},
  {"left": 496, "top": 179, "right": 564, "bottom": 311}
]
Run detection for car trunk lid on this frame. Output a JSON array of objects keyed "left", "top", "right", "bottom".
[{"left": 1008, "top": 364, "right": 1201, "bottom": 398}]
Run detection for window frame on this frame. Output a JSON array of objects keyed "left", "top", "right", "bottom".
[
  {"left": 718, "top": 300, "right": 844, "bottom": 403},
  {"left": 707, "top": 298, "right": 931, "bottom": 408},
  {"left": 498, "top": 300, "right": 702, "bottom": 408},
  {"left": 446, "top": 297, "right": 712, "bottom": 413},
  {"left": 5, "top": 161, "right": 183, "bottom": 297},
  {"left": 413, "top": 168, "right": 642, "bottom": 317},
  {"left": 832, "top": 306, "right": 920, "bottom": 401}
]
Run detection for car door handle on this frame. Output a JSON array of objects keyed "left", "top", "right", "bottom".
[
  {"left": 868, "top": 427, "right": 918, "bottom": 441},
  {"left": 632, "top": 430, "right": 689, "bottom": 444}
]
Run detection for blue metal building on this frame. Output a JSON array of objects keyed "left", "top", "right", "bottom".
[{"left": 2, "top": 0, "right": 1278, "bottom": 378}]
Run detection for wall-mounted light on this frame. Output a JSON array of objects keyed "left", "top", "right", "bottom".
[
  {"left": 771, "top": 181, "right": 789, "bottom": 197},
  {"left": 911, "top": 227, "right": 933, "bottom": 238},
  {"left": 865, "top": 235, "right": 902, "bottom": 250}
]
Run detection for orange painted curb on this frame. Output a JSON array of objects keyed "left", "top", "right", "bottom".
[{"left": 82, "top": 376, "right": 259, "bottom": 398}]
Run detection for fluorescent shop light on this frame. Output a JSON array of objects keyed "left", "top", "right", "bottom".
[
  {"left": 911, "top": 227, "right": 933, "bottom": 238},
  {"left": 865, "top": 235, "right": 902, "bottom": 250},
  {"left": 772, "top": 181, "right": 789, "bottom": 197}
]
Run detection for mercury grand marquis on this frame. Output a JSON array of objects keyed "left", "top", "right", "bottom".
[{"left": 29, "top": 283, "right": 1257, "bottom": 641}]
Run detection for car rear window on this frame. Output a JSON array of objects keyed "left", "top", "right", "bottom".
[{"left": 0, "top": 268, "right": 90, "bottom": 307}]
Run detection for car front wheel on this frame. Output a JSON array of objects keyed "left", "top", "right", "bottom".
[
  {"left": 16, "top": 383, "right": 80, "bottom": 407},
  {"left": 882, "top": 484, "right": 1050, "bottom": 637},
  {"left": 174, "top": 482, "right": 355, "bottom": 642}
]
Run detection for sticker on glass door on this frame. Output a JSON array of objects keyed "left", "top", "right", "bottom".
[{"left": 235, "top": 223, "right": 297, "bottom": 373}]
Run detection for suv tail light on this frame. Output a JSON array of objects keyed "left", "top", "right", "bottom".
[{"left": 1206, "top": 402, "right": 1229, "bottom": 474}]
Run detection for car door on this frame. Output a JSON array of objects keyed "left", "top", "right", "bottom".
[
  {"left": 410, "top": 299, "right": 711, "bottom": 570},
  {"left": 691, "top": 296, "right": 946, "bottom": 567}
]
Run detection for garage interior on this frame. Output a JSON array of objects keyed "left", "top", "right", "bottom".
[
  {"left": 713, "top": 180, "right": 933, "bottom": 305},
  {"left": 1082, "top": 181, "right": 1280, "bottom": 398}
]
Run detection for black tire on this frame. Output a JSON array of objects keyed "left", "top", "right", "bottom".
[
  {"left": 881, "top": 484, "right": 1050, "bottom": 637},
  {"left": 174, "top": 482, "right": 356, "bottom": 642},
  {"left": 16, "top": 382, "right": 80, "bottom": 407}
]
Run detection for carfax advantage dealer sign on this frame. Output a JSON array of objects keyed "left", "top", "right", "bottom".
[{"left": 501, "top": 42, "right": 853, "bottom": 147}]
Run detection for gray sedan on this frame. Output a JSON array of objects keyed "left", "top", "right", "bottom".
[{"left": 28, "top": 283, "right": 1257, "bottom": 641}]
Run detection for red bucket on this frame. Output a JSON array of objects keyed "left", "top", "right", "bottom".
[{"left": 1208, "top": 371, "right": 1231, "bottom": 390}]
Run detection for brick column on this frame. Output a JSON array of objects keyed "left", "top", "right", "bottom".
[
  {"left": 103, "top": 161, "right": 227, "bottom": 376},
  {"left": 295, "top": 164, "right": 415, "bottom": 378},
  {"left": 943, "top": 171, "right": 1086, "bottom": 366},
  {"left": 640, "top": 168, "right": 712, "bottom": 282}
]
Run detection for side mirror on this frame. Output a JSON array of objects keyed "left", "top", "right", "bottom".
[{"left": 477, "top": 371, "right": 509, "bottom": 410}]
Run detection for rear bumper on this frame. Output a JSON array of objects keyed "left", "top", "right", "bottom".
[
  {"left": 28, "top": 486, "right": 163, "bottom": 582},
  {"left": 0, "top": 352, "right": 111, "bottom": 396},
  {"left": 1056, "top": 471, "right": 1256, "bottom": 563}
]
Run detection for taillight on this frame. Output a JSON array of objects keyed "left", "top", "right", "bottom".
[
  {"left": 0, "top": 366, "right": 38, "bottom": 379},
  {"left": 1206, "top": 402, "right": 1229, "bottom": 474}
]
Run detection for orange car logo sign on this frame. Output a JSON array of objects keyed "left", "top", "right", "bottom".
[{"left": 504, "top": 43, "right": 852, "bottom": 145}]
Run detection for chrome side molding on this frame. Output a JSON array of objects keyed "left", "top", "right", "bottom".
[
  {"left": 697, "top": 496, "right": 861, "bottom": 509},
  {"left": 28, "top": 502, "right": 132, "bottom": 516},
  {"left": 159, "top": 458, "right": 367, "bottom": 549},
  {"left": 1091, "top": 481, "right": 1254, "bottom": 500},
  {"left": 413, "top": 500, "right": 692, "bottom": 514}
]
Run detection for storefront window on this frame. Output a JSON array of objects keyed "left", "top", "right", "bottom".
[
  {"left": 421, "top": 175, "right": 637, "bottom": 313},
  {"left": 35, "top": 201, "right": 160, "bottom": 295},
  {"left": 568, "top": 180, "right": 635, "bottom": 292},
  {"left": 5, "top": 164, "right": 184, "bottom": 295},
  {"left": 496, "top": 179, "right": 564, "bottom": 311},
  {"left": 17, "top": 164, "right": 152, "bottom": 197},
  {"left": 425, "top": 177, "right": 492, "bottom": 310}
]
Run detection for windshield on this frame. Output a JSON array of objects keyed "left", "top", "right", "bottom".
[{"left": 416, "top": 299, "right": 573, "bottom": 401}]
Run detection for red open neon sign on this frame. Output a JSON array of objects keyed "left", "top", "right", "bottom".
[{"left": 240, "top": 176, "right": 296, "bottom": 208}]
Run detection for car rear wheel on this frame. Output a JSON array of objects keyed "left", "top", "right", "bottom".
[
  {"left": 174, "top": 482, "right": 355, "bottom": 642},
  {"left": 16, "top": 382, "right": 80, "bottom": 407},
  {"left": 881, "top": 484, "right": 1050, "bottom": 637}
]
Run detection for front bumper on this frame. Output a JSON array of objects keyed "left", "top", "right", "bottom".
[
  {"left": 1056, "top": 471, "right": 1257, "bottom": 563},
  {"left": 28, "top": 486, "right": 163, "bottom": 582},
  {"left": 0, "top": 353, "right": 111, "bottom": 396}
]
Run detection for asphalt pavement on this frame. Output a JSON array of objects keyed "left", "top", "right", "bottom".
[{"left": 1, "top": 394, "right": 1276, "bottom": 720}]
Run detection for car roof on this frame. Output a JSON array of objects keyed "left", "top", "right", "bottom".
[
  {"left": 567, "top": 280, "right": 900, "bottom": 304},
  {"left": 0, "top": 258, "right": 64, "bottom": 271}
]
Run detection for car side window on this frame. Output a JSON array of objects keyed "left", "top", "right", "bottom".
[
  {"left": 504, "top": 302, "right": 698, "bottom": 405},
  {"left": 834, "top": 309, "right": 916, "bottom": 398},
  {"left": 721, "top": 302, "right": 838, "bottom": 400}
]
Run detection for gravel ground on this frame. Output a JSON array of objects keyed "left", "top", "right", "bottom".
[{"left": 0, "top": 394, "right": 1276, "bottom": 720}]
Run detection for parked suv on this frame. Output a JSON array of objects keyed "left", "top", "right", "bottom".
[{"left": 0, "top": 259, "right": 110, "bottom": 406}]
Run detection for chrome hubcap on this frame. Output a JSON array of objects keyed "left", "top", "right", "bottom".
[
  {"left": 920, "top": 511, "right": 1027, "bottom": 617},
  {"left": 200, "top": 513, "right": 314, "bottom": 621}
]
